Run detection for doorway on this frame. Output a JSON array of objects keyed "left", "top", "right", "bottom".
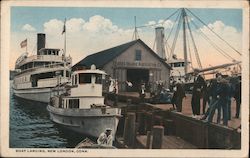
[{"left": 126, "top": 69, "right": 149, "bottom": 92}]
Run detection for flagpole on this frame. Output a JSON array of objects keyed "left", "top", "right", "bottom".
[
  {"left": 64, "top": 18, "right": 66, "bottom": 58},
  {"left": 63, "top": 18, "right": 66, "bottom": 79},
  {"left": 26, "top": 39, "right": 27, "bottom": 52}
]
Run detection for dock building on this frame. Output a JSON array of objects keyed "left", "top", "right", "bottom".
[{"left": 73, "top": 39, "right": 171, "bottom": 92}]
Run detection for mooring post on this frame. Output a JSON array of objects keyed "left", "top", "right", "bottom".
[
  {"left": 123, "top": 112, "right": 136, "bottom": 147},
  {"left": 145, "top": 112, "right": 153, "bottom": 132},
  {"left": 137, "top": 112, "right": 145, "bottom": 134},
  {"left": 165, "top": 119, "right": 174, "bottom": 135},
  {"left": 146, "top": 131, "right": 152, "bottom": 149},
  {"left": 152, "top": 125, "right": 164, "bottom": 149}
]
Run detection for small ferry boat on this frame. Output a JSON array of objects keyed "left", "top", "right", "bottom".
[
  {"left": 47, "top": 65, "right": 121, "bottom": 138},
  {"left": 13, "top": 33, "right": 72, "bottom": 103}
]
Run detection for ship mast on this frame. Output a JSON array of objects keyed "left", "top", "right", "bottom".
[
  {"left": 132, "top": 16, "right": 139, "bottom": 40},
  {"left": 182, "top": 8, "right": 188, "bottom": 75}
]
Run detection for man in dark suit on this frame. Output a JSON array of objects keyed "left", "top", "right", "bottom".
[
  {"left": 191, "top": 70, "right": 206, "bottom": 117},
  {"left": 234, "top": 80, "right": 241, "bottom": 118}
]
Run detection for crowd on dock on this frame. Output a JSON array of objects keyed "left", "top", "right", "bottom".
[
  {"left": 106, "top": 71, "right": 241, "bottom": 127},
  {"left": 170, "top": 71, "right": 241, "bottom": 126}
]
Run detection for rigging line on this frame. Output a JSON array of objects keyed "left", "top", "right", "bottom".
[
  {"left": 170, "top": 11, "right": 183, "bottom": 59},
  {"left": 201, "top": 32, "right": 234, "bottom": 61},
  {"left": 165, "top": 41, "right": 171, "bottom": 58},
  {"left": 131, "top": 30, "right": 135, "bottom": 40},
  {"left": 165, "top": 10, "right": 182, "bottom": 59},
  {"left": 185, "top": 13, "right": 202, "bottom": 69},
  {"left": 190, "top": 19, "right": 235, "bottom": 61},
  {"left": 136, "top": 8, "right": 181, "bottom": 28},
  {"left": 185, "top": 8, "right": 241, "bottom": 56},
  {"left": 186, "top": 30, "right": 194, "bottom": 68},
  {"left": 191, "top": 20, "right": 234, "bottom": 61},
  {"left": 166, "top": 10, "right": 182, "bottom": 42}
]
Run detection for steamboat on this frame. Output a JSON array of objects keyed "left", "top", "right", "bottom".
[{"left": 13, "top": 33, "right": 72, "bottom": 103}]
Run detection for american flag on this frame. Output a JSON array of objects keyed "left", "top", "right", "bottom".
[{"left": 20, "top": 39, "right": 27, "bottom": 48}]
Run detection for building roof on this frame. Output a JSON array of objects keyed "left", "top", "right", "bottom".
[{"left": 73, "top": 39, "right": 171, "bottom": 70}]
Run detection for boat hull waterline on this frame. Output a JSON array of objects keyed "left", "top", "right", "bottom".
[
  {"left": 13, "top": 87, "right": 65, "bottom": 103},
  {"left": 47, "top": 105, "right": 121, "bottom": 138}
]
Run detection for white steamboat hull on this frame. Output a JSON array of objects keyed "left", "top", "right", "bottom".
[
  {"left": 13, "top": 87, "right": 64, "bottom": 103},
  {"left": 47, "top": 105, "right": 121, "bottom": 138}
]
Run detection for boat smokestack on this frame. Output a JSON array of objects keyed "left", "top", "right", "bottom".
[
  {"left": 155, "top": 27, "right": 166, "bottom": 60},
  {"left": 37, "top": 33, "right": 46, "bottom": 55}
]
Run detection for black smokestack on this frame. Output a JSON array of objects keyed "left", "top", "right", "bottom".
[{"left": 37, "top": 33, "right": 46, "bottom": 55}]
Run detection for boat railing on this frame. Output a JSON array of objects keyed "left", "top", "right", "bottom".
[
  {"left": 16, "top": 62, "right": 68, "bottom": 75},
  {"left": 37, "top": 77, "right": 67, "bottom": 88},
  {"left": 17, "top": 55, "right": 64, "bottom": 67}
]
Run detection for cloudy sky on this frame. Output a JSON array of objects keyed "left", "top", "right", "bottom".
[{"left": 10, "top": 7, "right": 242, "bottom": 70}]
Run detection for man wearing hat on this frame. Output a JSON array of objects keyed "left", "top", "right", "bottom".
[
  {"left": 97, "top": 128, "right": 113, "bottom": 146},
  {"left": 191, "top": 69, "right": 206, "bottom": 117},
  {"left": 216, "top": 77, "right": 230, "bottom": 126}
]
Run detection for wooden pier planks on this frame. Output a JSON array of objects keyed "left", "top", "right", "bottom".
[{"left": 136, "top": 135, "right": 197, "bottom": 149}]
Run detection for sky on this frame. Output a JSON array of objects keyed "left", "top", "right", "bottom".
[{"left": 10, "top": 7, "right": 242, "bottom": 70}]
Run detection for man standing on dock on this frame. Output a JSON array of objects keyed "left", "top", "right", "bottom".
[
  {"left": 97, "top": 128, "right": 113, "bottom": 146},
  {"left": 191, "top": 70, "right": 206, "bottom": 118},
  {"left": 175, "top": 83, "right": 186, "bottom": 112},
  {"left": 139, "top": 81, "right": 146, "bottom": 102},
  {"left": 216, "top": 78, "right": 230, "bottom": 126},
  {"left": 234, "top": 79, "right": 241, "bottom": 118}
]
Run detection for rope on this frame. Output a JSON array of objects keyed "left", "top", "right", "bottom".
[
  {"left": 169, "top": 12, "right": 182, "bottom": 59},
  {"left": 186, "top": 8, "right": 241, "bottom": 56},
  {"left": 186, "top": 30, "right": 194, "bottom": 69},
  {"left": 137, "top": 9, "right": 181, "bottom": 28},
  {"left": 185, "top": 13, "right": 202, "bottom": 69},
  {"left": 166, "top": 10, "right": 182, "bottom": 42},
  {"left": 190, "top": 19, "right": 236, "bottom": 61},
  {"left": 165, "top": 41, "right": 171, "bottom": 58},
  {"left": 165, "top": 10, "right": 182, "bottom": 59}
]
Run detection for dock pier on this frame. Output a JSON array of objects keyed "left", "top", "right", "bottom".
[{"left": 112, "top": 92, "right": 241, "bottom": 149}]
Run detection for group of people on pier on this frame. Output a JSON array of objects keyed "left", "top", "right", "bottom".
[
  {"left": 106, "top": 71, "right": 241, "bottom": 127},
  {"left": 172, "top": 71, "right": 241, "bottom": 126}
]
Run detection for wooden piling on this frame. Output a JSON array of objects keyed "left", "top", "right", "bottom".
[
  {"left": 145, "top": 112, "right": 153, "bottom": 132},
  {"left": 146, "top": 131, "right": 152, "bottom": 149},
  {"left": 152, "top": 125, "right": 164, "bottom": 149},
  {"left": 137, "top": 112, "right": 145, "bottom": 134},
  {"left": 123, "top": 112, "right": 136, "bottom": 147},
  {"left": 164, "top": 119, "right": 174, "bottom": 135}
]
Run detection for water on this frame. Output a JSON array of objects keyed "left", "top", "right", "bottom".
[{"left": 9, "top": 82, "right": 87, "bottom": 148}]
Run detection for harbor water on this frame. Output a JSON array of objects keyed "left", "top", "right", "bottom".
[{"left": 9, "top": 81, "right": 87, "bottom": 148}]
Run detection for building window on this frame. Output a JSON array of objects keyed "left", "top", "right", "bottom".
[{"left": 135, "top": 50, "right": 142, "bottom": 61}]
